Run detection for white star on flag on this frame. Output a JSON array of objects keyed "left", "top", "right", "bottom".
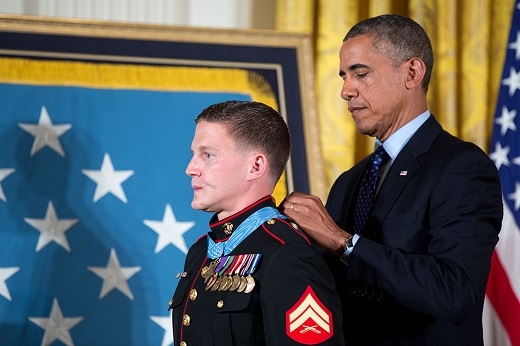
[
  {"left": 509, "top": 31, "right": 520, "bottom": 60},
  {"left": 502, "top": 67, "right": 520, "bottom": 96},
  {"left": 489, "top": 142, "right": 511, "bottom": 170},
  {"left": 495, "top": 106, "right": 517, "bottom": 135},
  {"left": 150, "top": 314, "right": 174, "bottom": 346},
  {"left": 88, "top": 248, "right": 141, "bottom": 300},
  {"left": 0, "top": 168, "right": 14, "bottom": 202},
  {"left": 29, "top": 298, "right": 83, "bottom": 346},
  {"left": 18, "top": 105, "right": 72, "bottom": 157},
  {"left": 144, "top": 204, "right": 194, "bottom": 254},
  {"left": 24, "top": 201, "right": 78, "bottom": 252},
  {"left": 484, "top": 3, "right": 520, "bottom": 344},
  {"left": 82, "top": 153, "right": 134, "bottom": 203},
  {"left": 0, "top": 267, "right": 20, "bottom": 301},
  {"left": 508, "top": 181, "right": 520, "bottom": 211}
]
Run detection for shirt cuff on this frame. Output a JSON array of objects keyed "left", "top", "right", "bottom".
[{"left": 341, "top": 234, "right": 359, "bottom": 257}]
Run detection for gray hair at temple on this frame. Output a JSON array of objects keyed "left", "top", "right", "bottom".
[
  {"left": 195, "top": 100, "right": 291, "bottom": 183},
  {"left": 344, "top": 14, "right": 434, "bottom": 93}
]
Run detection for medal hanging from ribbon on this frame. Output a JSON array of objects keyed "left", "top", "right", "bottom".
[{"left": 202, "top": 253, "right": 262, "bottom": 293}]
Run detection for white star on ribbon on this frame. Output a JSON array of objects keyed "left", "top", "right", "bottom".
[
  {"left": 24, "top": 201, "right": 78, "bottom": 252},
  {"left": 29, "top": 298, "right": 83, "bottom": 346},
  {"left": 18, "top": 106, "right": 71, "bottom": 157},
  {"left": 88, "top": 248, "right": 141, "bottom": 300},
  {"left": 502, "top": 67, "right": 520, "bottom": 97},
  {"left": 0, "top": 267, "right": 20, "bottom": 301},
  {"left": 0, "top": 168, "right": 14, "bottom": 202},
  {"left": 495, "top": 106, "right": 517, "bottom": 135},
  {"left": 144, "top": 204, "right": 194, "bottom": 254},
  {"left": 150, "top": 314, "right": 174, "bottom": 346},
  {"left": 82, "top": 153, "right": 134, "bottom": 203},
  {"left": 489, "top": 142, "right": 511, "bottom": 170}
]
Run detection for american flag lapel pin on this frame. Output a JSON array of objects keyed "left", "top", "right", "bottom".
[{"left": 400, "top": 170, "right": 408, "bottom": 176}]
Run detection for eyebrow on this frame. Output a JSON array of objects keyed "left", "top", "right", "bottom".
[{"left": 339, "top": 63, "right": 370, "bottom": 77}]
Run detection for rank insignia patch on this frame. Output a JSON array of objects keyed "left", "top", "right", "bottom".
[{"left": 285, "top": 285, "right": 333, "bottom": 344}]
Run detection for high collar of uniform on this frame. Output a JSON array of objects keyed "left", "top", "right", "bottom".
[{"left": 209, "top": 196, "right": 275, "bottom": 241}]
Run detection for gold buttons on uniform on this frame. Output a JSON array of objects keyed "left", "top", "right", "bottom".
[
  {"left": 189, "top": 289, "right": 198, "bottom": 301},
  {"left": 217, "top": 300, "right": 224, "bottom": 308},
  {"left": 267, "top": 219, "right": 275, "bottom": 224},
  {"left": 182, "top": 314, "right": 191, "bottom": 327},
  {"left": 180, "top": 341, "right": 187, "bottom": 346}
]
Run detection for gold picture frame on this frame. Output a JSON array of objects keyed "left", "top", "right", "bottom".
[{"left": 0, "top": 14, "right": 325, "bottom": 200}]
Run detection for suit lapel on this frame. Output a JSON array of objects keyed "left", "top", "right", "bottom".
[{"left": 367, "top": 116, "right": 443, "bottom": 235}]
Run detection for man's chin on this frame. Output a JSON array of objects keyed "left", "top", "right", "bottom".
[{"left": 191, "top": 201, "right": 210, "bottom": 212}]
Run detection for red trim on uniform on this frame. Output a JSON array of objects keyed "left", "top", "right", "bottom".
[
  {"left": 277, "top": 218, "right": 311, "bottom": 245},
  {"left": 195, "top": 233, "right": 208, "bottom": 243},
  {"left": 210, "top": 196, "right": 273, "bottom": 227},
  {"left": 262, "top": 224, "right": 285, "bottom": 244},
  {"left": 197, "top": 232, "right": 230, "bottom": 244},
  {"left": 285, "top": 286, "right": 334, "bottom": 344}
]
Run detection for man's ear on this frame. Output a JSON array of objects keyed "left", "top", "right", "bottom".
[
  {"left": 247, "top": 153, "right": 267, "bottom": 180},
  {"left": 404, "top": 58, "right": 426, "bottom": 90}
]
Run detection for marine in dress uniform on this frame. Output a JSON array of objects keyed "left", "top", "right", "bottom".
[{"left": 169, "top": 196, "right": 344, "bottom": 345}]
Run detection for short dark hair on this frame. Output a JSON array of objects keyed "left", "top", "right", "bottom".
[
  {"left": 344, "top": 14, "right": 434, "bottom": 92},
  {"left": 195, "top": 100, "right": 291, "bottom": 182}
]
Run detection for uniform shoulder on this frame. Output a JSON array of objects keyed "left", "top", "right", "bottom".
[
  {"left": 186, "top": 233, "right": 207, "bottom": 256},
  {"left": 260, "top": 218, "right": 311, "bottom": 245}
]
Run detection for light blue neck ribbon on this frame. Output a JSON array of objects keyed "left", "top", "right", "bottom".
[{"left": 207, "top": 206, "right": 287, "bottom": 259}]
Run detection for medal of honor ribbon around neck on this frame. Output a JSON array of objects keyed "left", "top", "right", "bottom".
[{"left": 206, "top": 206, "right": 286, "bottom": 259}]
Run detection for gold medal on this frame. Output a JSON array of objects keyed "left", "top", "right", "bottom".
[
  {"left": 237, "top": 276, "right": 248, "bottom": 293},
  {"left": 211, "top": 276, "right": 223, "bottom": 291},
  {"left": 244, "top": 275, "right": 256, "bottom": 294},
  {"left": 201, "top": 266, "right": 210, "bottom": 279},
  {"left": 207, "top": 259, "right": 219, "bottom": 274},
  {"left": 205, "top": 275, "right": 217, "bottom": 291},
  {"left": 223, "top": 275, "right": 234, "bottom": 290},
  {"left": 204, "top": 259, "right": 219, "bottom": 283},
  {"left": 229, "top": 275, "right": 241, "bottom": 291},
  {"left": 218, "top": 275, "right": 229, "bottom": 291}
]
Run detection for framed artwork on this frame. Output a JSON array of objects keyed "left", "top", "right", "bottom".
[{"left": 0, "top": 15, "right": 323, "bottom": 345}]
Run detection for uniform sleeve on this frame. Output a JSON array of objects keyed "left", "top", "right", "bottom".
[{"left": 259, "top": 242, "right": 344, "bottom": 345}]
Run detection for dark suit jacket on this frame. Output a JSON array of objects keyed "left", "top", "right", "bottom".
[{"left": 325, "top": 116, "right": 502, "bottom": 345}]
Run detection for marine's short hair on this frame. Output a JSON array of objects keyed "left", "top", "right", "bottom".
[{"left": 195, "top": 100, "right": 291, "bottom": 182}]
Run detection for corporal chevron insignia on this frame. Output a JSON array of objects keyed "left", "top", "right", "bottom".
[{"left": 286, "top": 285, "right": 333, "bottom": 344}]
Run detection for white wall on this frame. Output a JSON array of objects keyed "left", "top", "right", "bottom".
[{"left": 0, "top": 0, "right": 275, "bottom": 29}]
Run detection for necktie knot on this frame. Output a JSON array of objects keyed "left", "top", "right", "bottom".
[
  {"left": 353, "top": 146, "right": 389, "bottom": 234},
  {"left": 372, "top": 145, "right": 389, "bottom": 169}
]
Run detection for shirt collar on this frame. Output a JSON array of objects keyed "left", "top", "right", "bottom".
[{"left": 376, "top": 110, "right": 430, "bottom": 161}]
